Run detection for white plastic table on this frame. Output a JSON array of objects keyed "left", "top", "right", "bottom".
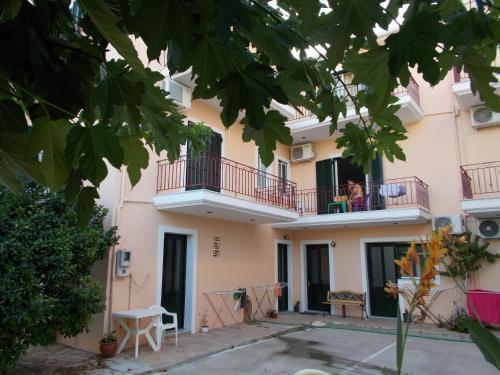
[{"left": 113, "top": 307, "right": 162, "bottom": 358}]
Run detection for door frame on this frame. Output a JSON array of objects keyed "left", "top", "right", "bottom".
[
  {"left": 327, "top": 152, "right": 370, "bottom": 196},
  {"left": 274, "top": 239, "right": 293, "bottom": 311},
  {"left": 359, "top": 236, "right": 432, "bottom": 318},
  {"left": 300, "top": 240, "right": 335, "bottom": 314},
  {"left": 157, "top": 225, "right": 198, "bottom": 333}
]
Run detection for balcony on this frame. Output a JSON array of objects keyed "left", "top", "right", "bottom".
[
  {"left": 286, "top": 76, "right": 423, "bottom": 143},
  {"left": 153, "top": 153, "right": 299, "bottom": 223},
  {"left": 273, "top": 177, "right": 431, "bottom": 229},
  {"left": 452, "top": 67, "right": 500, "bottom": 110},
  {"left": 460, "top": 161, "right": 500, "bottom": 218}
]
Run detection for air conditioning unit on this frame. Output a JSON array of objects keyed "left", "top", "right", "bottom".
[
  {"left": 432, "top": 215, "right": 465, "bottom": 233},
  {"left": 291, "top": 143, "right": 315, "bottom": 163},
  {"left": 478, "top": 218, "right": 500, "bottom": 239},
  {"left": 160, "top": 77, "right": 192, "bottom": 110},
  {"left": 470, "top": 106, "right": 500, "bottom": 129}
]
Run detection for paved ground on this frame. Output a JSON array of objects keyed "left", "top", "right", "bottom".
[
  {"left": 10, "top": 313, "right": 498, "bottom": 375},
  {"left": 162, "top": 327, "right": 498, "bottom": 375}
]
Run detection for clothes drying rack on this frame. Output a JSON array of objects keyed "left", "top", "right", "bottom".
[
  {"left": 251, "top": 282, "right": 288, "bottom": 320},
  {"left": 203, "top": 289, "right": 245, "bottom": 328},
  {"left": 203, "top": 282, "right": 288, "bottom": 328}
]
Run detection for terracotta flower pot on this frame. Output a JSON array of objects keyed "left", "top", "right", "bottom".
[{"left": 99, "top": 340, "right": 118, "bottom": 358}]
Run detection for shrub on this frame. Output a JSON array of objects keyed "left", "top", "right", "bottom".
[{"left": 0, "top": 180, "right": 118, "bottom": 371}]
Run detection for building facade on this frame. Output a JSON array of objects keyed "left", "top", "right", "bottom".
[{"left": 59, "top": 42, "right": 500, "bottom": 353}]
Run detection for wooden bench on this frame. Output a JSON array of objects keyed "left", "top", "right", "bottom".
[{"left": 322, "top": 290, "right": 368, "bottom": 319}]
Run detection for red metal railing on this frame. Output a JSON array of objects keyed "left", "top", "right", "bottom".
[
  {"left": 288, "top": 106, "right": 314, "bottom": 121},
  {"left": 453, "top": 60, "right": 499, "bottom": 83},
  {"left": 394, "top": 75, "right": 421, "bottom": 106},
  {"left": 295, "top": 177, "right": 429, "bottom": 216},
  {"left": 288, "top": 75, "right": 421, "bottom": 122},
  {"left": 156, "top": 153, "right": 297, "bottom": 210},
  {"left": 453, "top": 67, "right": 469, "bottom": 83},
  {"left": 460, "top": 161, "right": 500, "bottom": 199},
  {"left": 156, "top": 156, "right": 430, "bottom": 216}
]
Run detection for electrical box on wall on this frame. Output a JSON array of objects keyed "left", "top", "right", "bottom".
[{"left": 115, "top": 249, "right": 132, "bottom": 277}]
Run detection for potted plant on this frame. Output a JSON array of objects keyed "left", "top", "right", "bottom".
[
  {"left": 294, "top": 301, "right": 300, "bottom": 312},
  {"left": 200, "top": 311, "right": 209, "bottom": 333},
  {"left": 99, "top": 331, "right": 118, "bottom": 358}
]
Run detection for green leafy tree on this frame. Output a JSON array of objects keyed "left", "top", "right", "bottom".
[
  {"left": 0, "top": 0, "right": 499, "bottom": 224},
  {"left": 439, "top": 231, "right": 500, "bottom": 371},
  {"left": 440, "top": 231, "right": 500, "bottom": 293},
  {"left": 0, "top": 180, "right": 118, "bottom": 371}
]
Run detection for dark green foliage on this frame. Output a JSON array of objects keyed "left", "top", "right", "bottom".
[
  {"left": 444, "top": 308, "right": 472, "bottom": 333},
  {"left": 440, "top": 232, "right": 500, "bottom": 281},
  {"left": 0, "top": 0, "right": 499, "bottom": 223},
  {"left": 0, "top": 180, "right": 118, "bottom": 371},
  {"left": 463, "top": 318, "right": 500, "bottom": 370}
]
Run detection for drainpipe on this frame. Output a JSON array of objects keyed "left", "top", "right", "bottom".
[
  {"left": 449, "top": 71, "right": 478, "bottom": 289},
  {"left": 449, "top": 73, "right": 464, "bottom": 167},
  {"left": 105, "top": 167, "right": 126, "bottom": 333}
]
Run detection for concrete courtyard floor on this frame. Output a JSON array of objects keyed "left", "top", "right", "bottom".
[
  {"left": 163, "top": 326, "right": 498, "bottom": 375},
  {"left": 10, "top": 313, "right": 499, "bottom": 375}
]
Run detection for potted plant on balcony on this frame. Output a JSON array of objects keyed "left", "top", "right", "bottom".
[
  {"left": 200, "top": 311, "right": 209, "bottom": 333},
  {"left": 99, "top": 331, "right": 118, "bottom": 358}
]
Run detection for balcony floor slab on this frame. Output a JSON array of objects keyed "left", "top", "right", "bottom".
[
  {"left": 287, "top": 94, "right": 422, "bottom": 144},
  {"left": 453, "top": 80, "right": 500, "bottom": 110},
  {"left": 272, "top": 207, "right": 431, "bottom": 230},
  {"left": 153, "top": 189, "right": 299, "bottom": 224},
  {"left": 461, "top": 197, "right": 500, "bottom": 218}
]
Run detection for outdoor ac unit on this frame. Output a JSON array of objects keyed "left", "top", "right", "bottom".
[
  {"left": 470, "top": 106, "right": 500, "bottom": 129},
  {"left": 291, "top": 143, "right": 315, "bottom": 163},
  {"left": 160, "top": 77, "right": 192, "bottom": 110},
  {"left": 432, "top": 215, "right": 465, "bottom": 233},
  {"left": 478, "top": 218, "right": 500, "bottom": 239}
]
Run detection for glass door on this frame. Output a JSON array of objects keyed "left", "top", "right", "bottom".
[
  {"left": 161, "top": 233, "right": 187, "bottom": 328},
  {"left": 366, "top": 244, "right": 398, "bottom": 317},
  {"left": 277, "top": 243, "right": 288, "bottom": 312},
  {"left": 366, "top": 242, "right": 423, "bottom": 317},
  {"left": 306, "top": 244, "right": 330, "bottom": 312}
]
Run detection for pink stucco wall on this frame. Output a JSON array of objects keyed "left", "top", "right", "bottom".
[{"left": 60, "top": 39, "right": 500, "bottom": 353}]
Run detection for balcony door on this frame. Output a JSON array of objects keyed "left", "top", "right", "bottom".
[
  {"left": 186, "top": 125, "right": 222, "bottom": 192},
  {"left": 315, "top": 155, "right": 383, "bottom": 214}
]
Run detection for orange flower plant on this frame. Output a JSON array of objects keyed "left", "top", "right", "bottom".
[{"left": 384, "top": 227, "right": 447, "bottom": 375}]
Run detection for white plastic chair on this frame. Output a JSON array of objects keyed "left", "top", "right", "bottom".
[{"left": 148, "top": 305, "right": 178, "bottom": 347}]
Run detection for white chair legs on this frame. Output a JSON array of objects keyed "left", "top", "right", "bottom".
[{"left": 148, "top": 305, "right": 179, "bottom": 349}]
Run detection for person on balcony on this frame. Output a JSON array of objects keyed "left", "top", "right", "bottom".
[{"left": 347, "top": 179, "right": 366, "bottom": 212}]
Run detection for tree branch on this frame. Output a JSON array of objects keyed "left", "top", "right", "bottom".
[{"left": 249, "top": 0, "right": 373, "bottom": 142}]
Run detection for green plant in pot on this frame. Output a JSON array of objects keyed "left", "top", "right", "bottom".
[
  {"left": 200, "top": 311, "right": 209, "bottom": 333},
  {"left": 99, "top": 331, "right": 118, "bottom": 358}
]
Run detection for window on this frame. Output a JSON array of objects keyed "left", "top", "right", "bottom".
[
  {"left": 257, "top": 156, "right": 269, "bottom": 188},
  {"left": 278, "top": 160, "right": 288, "bottom": 192},
  {"left": 278, "top": 160, "right": 287, "bottom": 180}
]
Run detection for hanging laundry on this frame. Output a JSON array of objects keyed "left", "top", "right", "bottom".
[{"left": 379, "top": 184, "right": 407, "bottom": 197}]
